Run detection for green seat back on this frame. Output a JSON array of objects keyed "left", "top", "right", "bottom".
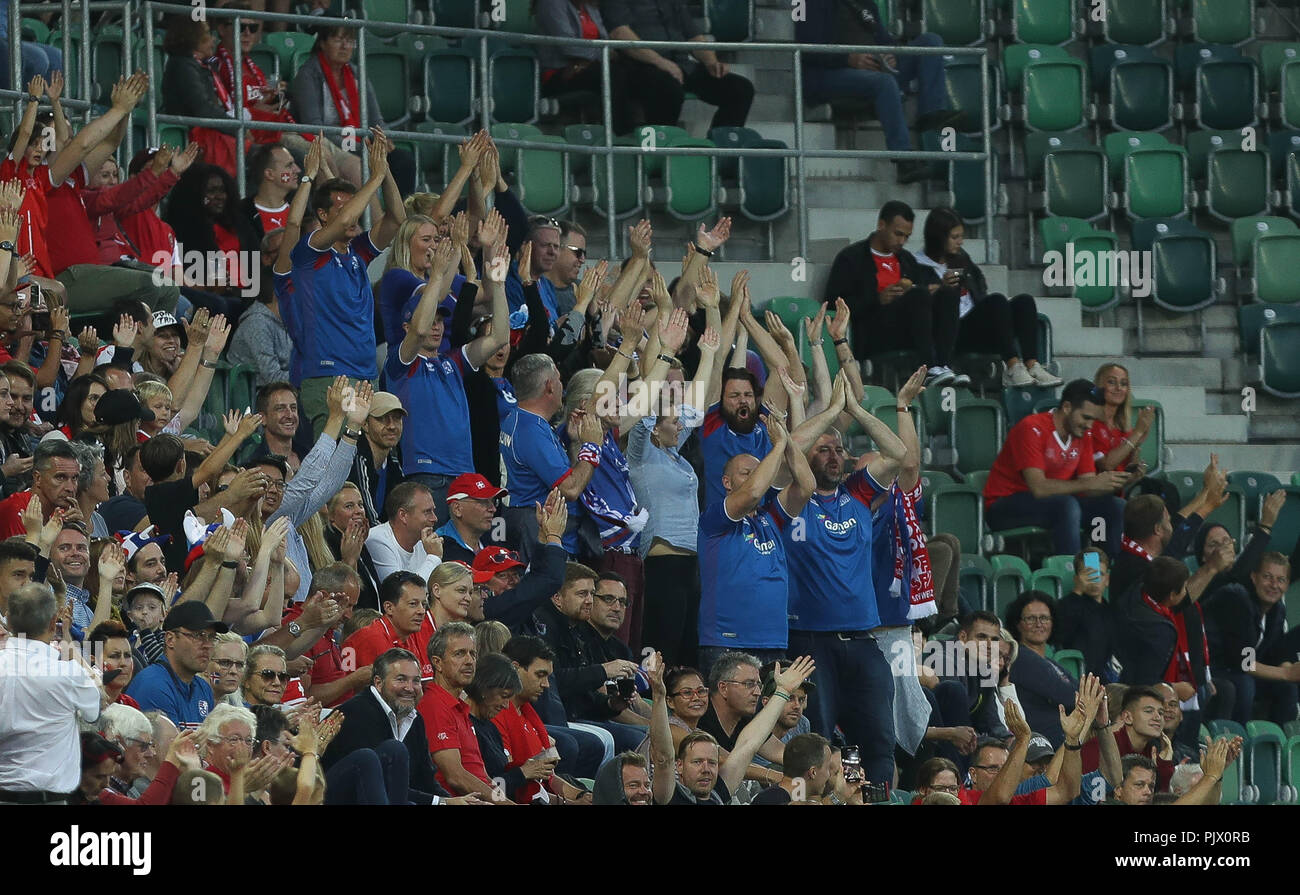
[
  {"left": 1103, "top": 0, "right": 1165, "bottom": 46},
  {"left": 1043, "top": 149, "right": 1108, "bottom": 221},
  {"left": 1191, "top": 0, "right": 1254, "bottom": 46},
  {"left": 1196, "top": 60, "right": 1259, "bottom": 130},
  {"left": 925, "top": 0, "right": 987, "bottom": 46},
  {"left": 517, "top": 135, "right": 569, "bottom": 216},
  {"left": 1111, "top": 60, "right": 1173, "bottom": 131},
  {"left": 664, "top": 139, "right": 717, "bottom": 221},
  {"left": 1254, "top": 234, "right": 1300, "bottom": 304},
  {"left": 1011, "top": 0, "right": 1074, "bottom": 45},
  {"left": 1261, "top": 323, "right": 1300, "bottom": 398},
  {"left": 705, "top": 0, "right": 754, "bottom": 42},
  {"left": 1152, "top": 232, "right": 1216, "bottom": 312},
  {"left": 1124, "top": 148, "right": 1188, "bottom": 220}
]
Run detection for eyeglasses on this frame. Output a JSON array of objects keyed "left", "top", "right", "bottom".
[
  {"left": 564, "top": 245, "right": 587, "bottom": 258},
  {"left": 595, "top": 593, "right": 630, "bottom": 607},
  {"left": 174, "top": 629, "right": 217, "bottom": 644},
  {"left": 671, "top": 687, "right": 709, "bottom": 699},
  {"left": 215, "top": 658, "right": 246, "bottom": 670},
  {"left": 1021, "top": 615, "right": 1052, "bottom": 626},
  {"left": 240, "top": 23, "right": 261, "bottom": 33},
  {"left": 215, "top": 735, "right": 255, "bottom": 747},
  {"left": 928, "top": 784, "right": 960, "bottom": 794},
  {"left": 969, "top": 764, "right": 1003, "bottom": 772},
  {"left": 264, "top": 479, "right": 286, "bottom": 492},
  {"left": 256, "top": 669, "right": 292, "bottom": 683},
  {"left": 722, "top": 679, "right": 762, "bottom": 690},
  {"left": 125, "top": 737, "right": 156, "bottom": 751}
]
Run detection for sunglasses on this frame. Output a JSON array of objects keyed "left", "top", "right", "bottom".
[
  {"left": 257, "top": 669, "right": 292, "bottom": 683},
  {"left": 239, "top": 22, "right": 261, "bottom": 33},
  {"left": 564, "top": 245, "right": 586, "bottom": 258}
]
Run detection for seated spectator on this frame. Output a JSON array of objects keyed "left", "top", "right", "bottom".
[
  {"left": 913, "top": 756, "right": 962, "bottom": 802},
  {"left": 365, "top": 481, "right": 443, "bottom": 582},
  {"left": 346, "top": 391, "right": 406, "bottom": 526},
  {"left": 269, "top": 563, "right": 372, "bottom": 708},
  {"left": 87, "top": 619, "right": 137, "bottom": 707},
  {"left": 322, "top": 484, "right": 381, "bottom": 611},
  {"left": 125, "top": 601, "right": 228, "bottom": 730},
  {"left": 1108, "top": 754, "right": 1158, "bottom": 806},
  {"left": 1193, "top": 487, "right": 1297, "bottom": 597},
  {"left": 437, "top": 473, "right": 505, "bottom": 566},
  {"left": 346, "top": 569, "right": 436, "bottom": 684},
  {"left": 796, "top": 0, "right": 960, "bottom": 183},
  {"left": 161, "top": 18, "right": 245, "bottom": 176},
  {"left": 472, "top": 494, "right": 568, "bottom": 633},
  {"left": 535, "top": 0, "right": 650, "bottom": 135},
  {"left": 289, "top": 20, "right": 415, "bottom": 195},
  {"left": 427, "top": 561, "right": 477, "bottom": 628},
  {"left": 751, "top": 666, "right": 813, "bottom": 771},
  {"left": 417, "top": 621, "right": 499, "bottom": 800},
  {"left": 195, "top": 702, "right": 262, "bottom": 796},
  {"left": 1111, "top": 489, "right": 1225, "bottom": 605},
  {"left": 0, "top": 16, "right": 62, "bottom": 91},
  {"left": 0, "top": 534, "right": 36, "bottom": 622},
  {"left": 750, "top": 732, "right": 835, "bottom": 805},
  {"left": 602, "top": 0, "right": 754, "bottom": 132},
  {"left": 914, "top": 207, "right": 1060, "bottom": 388},
  {"left": 1080, "top": 685, "right": 1174, "bottom": 793},
  {"left": 823, "top": 202, "right": 961, "bottom": 388},
  {"left": 68, "top": 442, "right": 112, "bottom": 538},
  {"left": 243, "top": 382, "right": 307, "bottom": 473},
  {"left": 207, "top": 630, "right": 248, "bottom": 707},
  {"left": 0, "top": 438, "right": 81, "bottom": 537},
  {"left": 50, "top": 521, "right": 94, "bottom": 631},
  {"left": 0, "top": 581, "right": 102, "bottom": 805},
  {"left": 1056, "top": 548, "right": 1116, "bottom": 679},
  {"left": 98, "top": 702, "right": 157, "bottom": 797},
  {"left": 1089, "top": 363, "right": 1158, "bottom": 487},
  {"left": 241, "top": 643, "right": 289, "bottom": 708},
  {"left": 983, "top": 379, "right": 1128, "bottom": 556},
  {"left": 1151, "top": 682, "right": 1200, "bottom": 766},
  {"left": 1003, "top": 591, "right": 1076, "bottom": 747},
  {"left": 162, "top": 163, "right": 258, "bottom": 312},
  {"left": 940, "top": 611, "right": 1011, "bottom": 740},
  {"left": 53, "top": 372, "right": 108, "bottom": 441},
  {"left": 123, "top": 582, "right": 169, "bottom": 668},
  {"left": 319, "top": 647, "right": 462, "bottom": 805},
  {"left": 1202, "top": 551, "right": 1299, "bottom": 725}
]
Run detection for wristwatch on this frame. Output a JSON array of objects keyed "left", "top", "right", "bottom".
[
  {"left": 288, "top": 621, "right": 302, "bottom": 637},
  {"left": 343, "top": 426, "right": 363, "bottom": 440},
  {"left": 300, "top": 174, "right": 314, "bottom": 184}
]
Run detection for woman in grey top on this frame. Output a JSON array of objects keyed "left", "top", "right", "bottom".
[{"left": 626, "top": 330, "right": 717, "bottom": 668}]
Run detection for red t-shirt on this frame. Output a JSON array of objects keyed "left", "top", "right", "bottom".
[
  {"left": 212, "top": 222, "right": 245, "bottom": 288},
  {"left": 418, "top": 681, "right": 490, "bottom": 792},
  {"left": 492, "top": 700, "right": 551, "bottom": 803},
  {"left": 253, "top": 202, "right": 289, "bottom": 234},
  {"left": 983, "top": 411, "right": 1096, "bottom": 507},
  {"left": 1080, "top": 726, "right": 1174, "bottom": 793},
  {"left": 344, "top": 613, "right": 436, "bottom": 683},
  {"left": 872, "top": 249, "right": 902, "bottom": 293},
  {"left": 122, "top": 207, "right": 178, "bottom": 269},
  {"left": 0, "top": 157, "right": 54, "bottom": 277},
  {"left": 1088, "top": 418, "right": 1133, "bottom": 472},
  {"left": 0, "top": 490, "right": 36, "bottom": 538},
  {"left": 283, "top": 604, "right": 351, "bottom": 708}
]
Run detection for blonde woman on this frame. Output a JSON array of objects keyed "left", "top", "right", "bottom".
[{"left": 429, "top": 561, "right": 476, "bottom": 628}]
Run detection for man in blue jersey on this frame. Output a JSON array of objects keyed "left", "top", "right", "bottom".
[
  {"left": 124, "top": 601, "right": 226, "bottom": 730},
  {"left": 386, "top": 232, "right": 510, "bottom": 525},
  {"left": 699, "top": 367, "right": 772, "bottom": 509},
  {"left": 500, "top": 353, "right": 605, "bottom": 562},
  {"left": 286, "top": 131, "right": 406, "bottom": 436},
  {"left": 781, "top": 370, "right": 908, "bottom": 788},
  {"left": 504, "top": 216, "right": 563, "bottom": 326},
  {"left": 697, "top": 413, "right": 814, "bottom": 674}
]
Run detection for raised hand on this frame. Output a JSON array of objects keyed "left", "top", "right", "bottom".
[
  {"left": 325, "top": 375, "right": 349, "bottom": 421},
  {"left": 628, "top": 219, "right": 653, "bottom": 260},
  {"left": 167, "top": 731, "right": 201, "bottom": 771},
  {"left": 764, "top": 310, "right": 796, "bottom": 352},
  {"left": 486, "top": 240, "right": 510, "bottom": 285},
  {"left": 97, "top": 543, "right": 126, "bottom": 583},
  {"left": 171, "top": 142, "right": 201, "bottom": 175},
  {"left": 1004, "top": 698, "right": 1031, "bottom": 741},
  {"left": 450, "top": 211, "right": 469, "bottom": 250},
  {"left": 459, "top": 129, "right": 491, "bottom": 169},
  {"left": 517, "top": 241, "right": 534, "bottom": 286},
  {"left": 224, "top": 518, "right": 250, "bottom": 563},
  {"left": 804, "top": 304, "right": 827, "bottom": 344},
  {"left": 365, "top": 133, "right": 390, "bottom": 181},
  {"left": 112, "top": 313, "right": 139, "bottom": 348},
  {"left": 304, "top": 133, "right": 324, "bottom": 180},
  {"left": 345, "top": 380, "right": 374, "bottom": 428},
  {"left": 1262, "top": 489, "right": 1288, "bottom": 530},
  {"left": 477, "top": 138, "right": 501, "bottom": 188},
  {"left": 161, "top": 572, "right": 180, "bottom": 605},
  {"left": 477, "top": 207, "right": 507, "bottom": 250},
  {"left": 205, "top": 314, "right": 231, "bottom": 355},
  {"left": 659, "top": 307, "right": 691, "bottom": 355},
  {"left": 772, "top": 655, "right": 815, "bottom": 694},
  {"left": 46, "top": 70, "right": 63, "bottom": 101},
  {"left": 695, "top": 264, "right": 720, "bottom": 309},
  {"left": 26, "top": 74, "right": 45, "bottom": 100},
  {"left": 695, "top": 216, "right": 732, "bottom": 252},
  {"left": 897, "top": 365, "right": 927, "bottom": 406},
  {"left": 648, "top": 267, "right": 672, "bottom": 309},
  {"left": 0, "top": 179, "right": 25, "bottom": 212},
  {"left": 765, "top": 413, "right": 789, "bottom": 449},
  {"left": 698, "top": 325, "right": 721, "bottom": 354},
  {"left": 340, "top": 518, "right": 366, "bottom": 567},
  {"left": 575, "top": 259, "right": 607, "bottom": 309},
  {"left": 827, "top": 296, "right": 851, "bottom": 342}
]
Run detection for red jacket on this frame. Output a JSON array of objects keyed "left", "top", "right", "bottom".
[
  {"left": 47, "top": 166, "right": 179, "bottom": 273},
  {"left": 97, "top": 761, "right": 180, "bottom": 805}
]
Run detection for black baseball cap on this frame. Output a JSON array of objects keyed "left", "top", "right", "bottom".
[
  {"left": 95, "top": 389, "right": 156, "bottom": 426},
  {"left": 162, "top": 600, "right": 229, "bottom": 633},
  {"left": 1060, "top": 378, "right": 1106, "bottom": 409}
]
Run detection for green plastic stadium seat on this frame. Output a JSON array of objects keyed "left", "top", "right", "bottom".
[
  {"left": 1194, "top": 59, "right": 1260, "bottom": 130},
  {"left": 1101, "top": 0, "right": 1166, "bottom": 46},
  {"left": 1003, "top": 387, "right": 1039, "bottom": 427},
  {"left": 1281, "top": 61, "right": 1300, "bottom": 129},
  {"left": 432, "top": 0, "right": 479, "bottom": 28},
  {"left": 951, "top": 398, "right": 1004, "bottom": 476},
  {"left": 1041, "top": 146, "right": 1109, "bottom": 222},
  {"left": 1150, "top": 226, "right": 1216, "bottom": 313},
  {"left": 1226, "top": 471, "right": 1282, "bottom": 519},
  {"left": 1030, "top": 567, "right": 1070, "bottom": 602},
  {"left": 924, "top": 0, "right": 988, "bottom": 46},
  {"left": 705, "top": 0, "right": 754, "bottom": 42},
  {"left": 425, "top": 48, "right": 477, "bottom": 125},
  {"left": 991, "top": 554, "right": 1032, "bottom": 617},
  {"left": 489, "top": 122, "right": 541, "bottom": 175},
  {"left": 261, "top": 32, "right": 310, "bottom": 81},
  {"left": 634, "top": 125, "right": 691, "bottom": 179},
  {"left": 1204, "top": 147, "right": 1271, "bottom": 224},
  {"left": 415, "top": 121, "right": 468, "bottom": 185},
  {"left": 495, "top": 0, "right": 534, "bottom": 33},
  {"left": 1102, "top": 130, "right": 1171, "bottom": 170},
  {"left": 1283, "top": 734, "right": 1300, "bottom": 803},
  {"left": 664, "top": 139, "right": 717, "bottom": 222},
  {"left": 1260, "top": 322, "right": 1300, "bottom": 398},
  {"left": 1287, "top": 152, "right": 1300, "bottom": 221},
  {"left": 361, "top": 0, "right": 409, "bottom": 27},
  {"left": 489, "top": 44, "right": 540, "bottom": 123},
  {"left": 1037, "top": 215, "right": 1094, "bottom": 257},
  {"left": 1109, "top": 55, "right": 1174, "bottom": 131},
  {"left": 92, "top": 26, "right": 127, "bottom": 104},
  {"left": 920, "top": 470, "right": 960, "bottom": 491},
  {"left": 1190, "top": 0, "right": 1255, "bottom": 46},
  {"left": 227, "top": 365, "right": 259, "bottom": 421},
  {"left": 1130, "top": 216, "right": 1197, "bottom": 252},
  {"left": 739, "top": 139, "right": 790, "bottom": 223},
  {"left": 1204, "top": 486, "right": 1247, "bottom": 546},
  {"left": 1165, "top": 470, "right": 1204, "bottom": 508},
  {"left": 21, "top": 17, "right": 50, "bottom": 44},
  {"left": 1259, "top": 43, "right": 1300, "bottom": 91},
  {"left": 1128, "top": 399, "right": 1165, "bottom": 476},
  {"left": 1239, "top": 304, "right": 1300, "bottom": 355},
  {"left": 1230, "top": 217, "right": 1297, "bottom": 269},
  {"left": 708, "top": 126, "right": 761, "bottom": 180},
  {"left": 1070, "top": 229, "right": 1124, "bottom": 312},
  {"left": 1043, "top": 554, "right": 1076, "bottom": 575},
  {"left": 1244, "top": 721, "right": 1285, "bottom": 804},
  {"left": 943, "top": 56, "right": 1001, "bottom": 133},
  {"left": 1210, "top": 719, "right": 1248, "bottom": 740},
  {"left": 1122, "top": 147, "right": 1190, "bottom": 221},
  {"left": 367, "top": 47, "right": 413, "bottom": 126},
  {"left": 959, "top": 553, "right": 993, "bottom": 610},
  {"left": 249, "top": 43, "right": 280, "bottom": 80},
  {"left": 1051, "top": 647, "right": 1085, "bottom": 680},
  {"left": 1176, "top": 43, "right": 1247, "bottom": 90},
  {"left": 1009, "top": 0, "right": 1075, "bottom": 45},
  {"left": 516, "top": 135, "right": 569, "bottom": 216},
  {"left": 1253, "top": 234, "right": 1300, "bottom": 304},
  {"left": 927, "top": 482, "right": 984, "bottom": 554},
  {"left": 1019, "top": 49, "right": 1088, "bottom": 131}
]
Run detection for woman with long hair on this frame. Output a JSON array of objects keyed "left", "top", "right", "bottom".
[
  {"left": 54, "top": 372, "right": 109, "bottom": 440},
  {"left": 915, "top": 206, "right": 1062, "bottom": 389},
  {"left": 161, "top": 17, "right": 244, "bottom": 176},
  {"left": 163, "top": 162, "right": 260, "bottom": 299}
]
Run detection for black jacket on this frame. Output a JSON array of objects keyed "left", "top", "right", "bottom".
[
  {"left": 1109, "top": 511, "right": 1204, "bottom": 602},
  {"left": 486, "top": 542, "right": 568, "bottom": 633},
  {"left": 473, "top": 711, "right": 530, "bottom": 803},
  {"left": 529, "top": 600, "right": 618, "bottom": 722},
  {"left": 347, "top": 434, "right": 404, "bottom": 526},
  {"left": 822, "top": 238, "right": 938, "bottom": 357},
  {"left": 162, "top": 53, "right": 234, "bottom": 124},
  {"left": 1056, "top": 592, "right": 1116, "bottom": 678},
  {"left": 1115, "top": 588, "right": 1210, "bottom": 689},
  {"left": 795, "top": 0, "right": 891, "bottom": 67},
  {"left": 1201, "top": 582, "right": 1289, "bottom": 669},
  {"left": 320, "top": 688, "right": 451, "bottom": 803},
  {"left": 324, "top": 523, "right": 382, "bottom": 613}
]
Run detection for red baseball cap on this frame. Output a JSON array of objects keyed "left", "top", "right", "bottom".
[
  {"left": 447, "top": 473, "right": 507, "bottom": 502},
  {"left": 471, "top": 546, "right": 525, "bottom": 583}
]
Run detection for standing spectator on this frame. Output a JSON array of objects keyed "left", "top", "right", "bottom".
[
  {"left": 289, "top": 21, "right": 415, "bottom": 194},
  {"left": 548, "top": 221, "right": 587, "bottom": 316},
  {"left": 1111, "top": 489, "right": 1227, "bottom": 606},
  {"left": 243, "top": 382, "right": 306, "bottom": 473},
  {"left": 1003, "top": 591, "right": 1077, "bottom": 748},
  {"left": 700, "top": 366, "right": 771, "bottom": 509},
  {"left": 418, "top": 621, "right": 498, "bottom": 800},
  {"left": 87, "top": 620, "right": 138, "bottom": 708},
  {"left": 602, "top": 0, "right": 755, "bottom": 130},
  {"left": 207, "top": 631, "right": 248, "bottom": 707},
  {"left": 286, "top": 134, "right": 404, "bottom": 436},
  {"left": 365, "top": 482, "right": 443, "bottom": 582},
  {"left": 437, "top": 473, "right": 507, "bottom": 566},
  {"left": 0, "top": 536, "right": 36, "bottom": 622},
  {"left": 822, "top": 202, "right": 963, "bottom": 387},
  {"left": 504, "top": 216, "right": 563, "bottom": 324},
  {"left": 1056, "top": 548, "right": 1116, "bottom": 679},
  {"left": 386, "top": 233, "right": 509, "bottom": 521},
  {"left": 124, "top": 601, "right": 228, "bottom": 730},
  {"left": 983, "top": 379, "right": 1128, "bottom": 557},
  {"left": 50, "top": 523, "right": 93, "bottom": 630},
  {"left": 0, "top": 582, "right": 103, "bottom": 804},
  {"left": 697, "top": 415, "right": 812, "bottom": 670},
  {"left": 796, "top": 0, "right": 960, "bottom": 183},
  {"left": 240, "top": 144, "right": 300, "bottom": 240},
  {"left": 346, "top": 570, "right": 437, "bottom": 684},
  {"left": 915, "top": 207, "right": 1060, "bottom": 388},
  {"left": 474, "top": 492, "right": 569, "bottom": 633},
  {"left": 347, "top": 391, "right": 406, "bottom": 526}
]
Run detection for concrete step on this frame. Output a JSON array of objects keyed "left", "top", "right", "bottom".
[
  {"left": 805, "top": 178, "right": 926, "bottom": 209},
  {"left": 1168, "top": 443, "right": 1300, "bottom": 477},
  {"left": 1127, "top": 327, "right": 1241, "bottom": 357},
  {"left": 709, "top": 260, "right": 828, "bottom": 303},
  {"left": 1051, "top": 326, "right": 1126, "bottom": 357},
  {"left": 1053, "top": 356, "right": 1226, "bottom": 390},
  {"left": 753, "top": 4, "right": 796, "bottom": 41},
  {"left": 745, "top": 120, "right": 839, "bottom": 151}
]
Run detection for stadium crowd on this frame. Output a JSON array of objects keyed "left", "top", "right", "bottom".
[{"left": 0, "top": 2, "right": 1295, "bottom": 808}]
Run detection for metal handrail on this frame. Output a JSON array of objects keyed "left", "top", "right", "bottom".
[{"left": 9, "top": 0, "right": 996, "bottom": 262}]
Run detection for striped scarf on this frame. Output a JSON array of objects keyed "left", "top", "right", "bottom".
[{"left": 890, "top": 481, "right": 936, "bottom": 619}]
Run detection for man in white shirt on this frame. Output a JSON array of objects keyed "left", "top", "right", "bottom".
[
  {"left": 0, "top": 582, "right": 105, "bottom": 803},
  {"left": 365, "top": 481, "right": 444, "bottom": 582}
]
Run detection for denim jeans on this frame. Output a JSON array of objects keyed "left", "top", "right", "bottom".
[
  {"left": 1215, "top": 669, "right": 1299, "bottom": 726},
  {"left": 546, "top": 723, "right": 609, "bottom": 780},
  {"left": 803, "top": 31, "right": 948, "bottom": 151},
  {"left": 787, "top": 630, "right": 896, "bottom": 786},
  {"left": 986, "top": 490, "right": 1126, "bottom": 556},
  {"left": 324, "top": 741, "right": 409, "bottom": 805},
  {"left": 0, "top": 40, "right": 62, "bottom": 90}
]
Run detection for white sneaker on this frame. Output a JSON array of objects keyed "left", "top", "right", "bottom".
[
  {"left": 1002, "top": 361, "right": 1036, "bottom": 388},
  {"left": 1027, "top": 363, "right": 1063, "bottom": 387},
  {"left": 925, "top": 365, "right": 956, "bottom": 387}
]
